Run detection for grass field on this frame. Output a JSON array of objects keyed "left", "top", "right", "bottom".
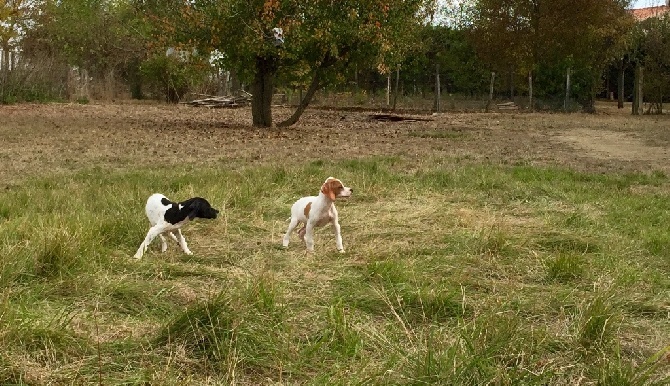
[{"left": 0, "top": 102, "right": 669, "bottom": 385}]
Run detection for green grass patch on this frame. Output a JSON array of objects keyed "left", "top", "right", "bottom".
[
  {"left": 545, "top": 253, "right": 587, "bottom": 283},
  {"left": 154, "top": 292, "right": 235, "bottom": 362},
  {"left": 575, "top": 293, "right": 622, "bottom": 352},
  {"left": 0, "top": 159, "right": 668, "bottom": 383}
]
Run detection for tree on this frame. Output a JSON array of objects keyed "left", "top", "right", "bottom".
[
  {"left": 0, "top": 0, "right": 30, "bottom": 73},
  {"left": 466, "top": 0, "right": 534, "bottom": 101},
  {"left": 638, "top": 15, "right": 670, "bottom": 113},
  {"left": 21, "top": 0, "right": 148, "bottom": 99},
  {"left": 0, "top": 0, "right": 57, "bottom": 103},
  {"left": 159, "top": 0, "right": 435, "bottom": 127},
  {"left": 397, "top": 25, "right": 489, "bottom": 99},
  {"left": 551, "top": 0, "right": 633, "bottom": 112},
  {"left": 465, "top": 0, "right": 632, "bottom": 112}
]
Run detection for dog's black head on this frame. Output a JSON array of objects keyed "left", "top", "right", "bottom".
[{"left": 185, "top": 197, "right": 219, "bottom": 220}]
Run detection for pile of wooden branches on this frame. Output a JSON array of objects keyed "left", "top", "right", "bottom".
[
  {"left": 496, "top": 101, "right": 519, "bottom": 110},
  {"left": 183, "top": 93, "right": 252, "bottom": 108}
]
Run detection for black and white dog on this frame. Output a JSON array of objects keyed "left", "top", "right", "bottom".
[{"left": 134, "top": 193, "right": 219, "bottom": 259}]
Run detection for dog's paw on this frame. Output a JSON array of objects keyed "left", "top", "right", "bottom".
[
  {"left": 338, "top": 249, "right": 346, "bottom": 253},
  {"left": 185, "top": 251, "right": 194, "bottom": 256}
]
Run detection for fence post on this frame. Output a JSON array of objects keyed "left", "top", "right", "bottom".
[
  {"left": 386, "top": 75, "right": 390, "bottom": 107},
  {"left": 392, "top": 65, "right": 400, "bottom": 111},
  {"left": 486, "top": 71, "right": 495, "bottom": 112},
  {"left": 528, "top": 71, "right": 533, "bottom": 111},
  {"left": 564, "top": 67, "right": 571, "bottom": 111},
  {"left": 617, "top": 59, "right": 626, "bottom": 109}
]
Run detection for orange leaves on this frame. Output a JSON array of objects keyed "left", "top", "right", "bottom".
[
  {"left": 276, "top": 18, "right": 301, "bottom": 37},
  {"left": 378, "top": 0, "right": 390, "bottom": 16},
  {"left": 262, "top": 0, "right": 280, "bottom": 22},
  {"left": 0, "top": 0, "right": 30, "bottom": 44}
]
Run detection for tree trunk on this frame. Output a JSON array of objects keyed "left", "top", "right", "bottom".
[
  {"left": 277, "top": 69, "right": 323, "bottom": 127},
  {"left": 659, "top": 84, "right": 663, "bottom": 115},
  {"left": 1, "top": 43, "right": 10, "bottom": 93},
  {"left": 581, "top": 86, "right": 596, "bottom": 114},
  {"left": 230, "top": 69, "right": 241, "bottom": 96},
  {"left": 564, "top": 67, "right": 571, "bottom": 111},
  {"left": 1, "top": 43, "right": 9, "bottom": 73},
  {"left": 579, "top": 76, "right": 597, "bottom": 114},
  {"left": 632, "top": 63, "right": 643, "bottom": 115},
  {"left": 528, "top": 71, "right": 533, "bottom": 111},
  {"left": 273, "top": 49, "right": 347, "bottom": 127},
  {"left": 9, "top": 49, "right": 15, "bottom": 71},
  {"left": 354, "top": 64, "right": 359, "bottom": 91},
  {"left": 617, "top": 59, "right": 625, "bottom": 109},
  {"left": 251, "top": 56, "right": 275, "bottom": 127}
]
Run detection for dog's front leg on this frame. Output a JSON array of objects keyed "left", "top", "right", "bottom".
[
  {"left": 332, "top": 220, "right": 345, "bottom": 253},
  {"left": 158, "top": 234, "right": 169, "bottom": 252}
]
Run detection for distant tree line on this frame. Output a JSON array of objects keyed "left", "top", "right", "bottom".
[{"left": 1, "top": 0, "right": 669, "bottom": 126}]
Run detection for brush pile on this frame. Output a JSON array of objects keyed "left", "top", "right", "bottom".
[{"left": 183, "top": 94, "right": 251, "bottom": 108}]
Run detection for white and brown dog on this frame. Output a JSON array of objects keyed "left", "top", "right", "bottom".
[
  {"left": 283, "top": 177, "right": 353, "bottom": 252},
  {"left": 134, "top": 193, "right": 219, "bottom": 259}
]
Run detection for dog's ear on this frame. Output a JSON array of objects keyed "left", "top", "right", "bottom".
[
  {"left": 187, "top": 200, "right": 202, "bottom": 220},
  {"left": 321, "top": 180, "right": 337, "bottom": 201}
]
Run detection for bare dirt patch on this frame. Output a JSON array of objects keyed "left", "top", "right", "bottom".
[
  {"left": 1, "top": 102, "right": 669, "bottom": 182},
  {"left": 556, "top": 128, "right": 670, "bottom": 162}
]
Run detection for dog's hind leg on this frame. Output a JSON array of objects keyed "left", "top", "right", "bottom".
[
  {"left": 304, "top": 221, "right": 316, "bottom": 252},
  {"left": 134, "top": 225, "right": 163, "bottom": 259},
  {"left": 282, "top": 218, "right": 300, "bottom": 248},
  {"left": 175, "top": 229, "right": 193, "bottom": 255}
]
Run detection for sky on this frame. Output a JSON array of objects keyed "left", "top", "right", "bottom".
[
  {"left": 632, "top": 0, "right": 666, "bottom": 8},
  {"left": 445, "top": 1, "right": 665, "bottom": 10}
]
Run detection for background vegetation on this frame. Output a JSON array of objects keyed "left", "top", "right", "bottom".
[{"left": 2, "top": 1, "right": 670, "bottom": 121}]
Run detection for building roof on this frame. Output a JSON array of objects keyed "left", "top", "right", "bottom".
[{"left": 630, "top": 5, "right": 670, "bottom": 21}]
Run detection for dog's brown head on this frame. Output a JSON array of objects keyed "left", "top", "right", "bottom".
[{"left": 320, "top": 177, "right": 353, "bottom": 201}]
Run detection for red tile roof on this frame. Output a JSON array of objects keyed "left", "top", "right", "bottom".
[{"left": 630, "top": 6, "right": 670, "bottom": 20}]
